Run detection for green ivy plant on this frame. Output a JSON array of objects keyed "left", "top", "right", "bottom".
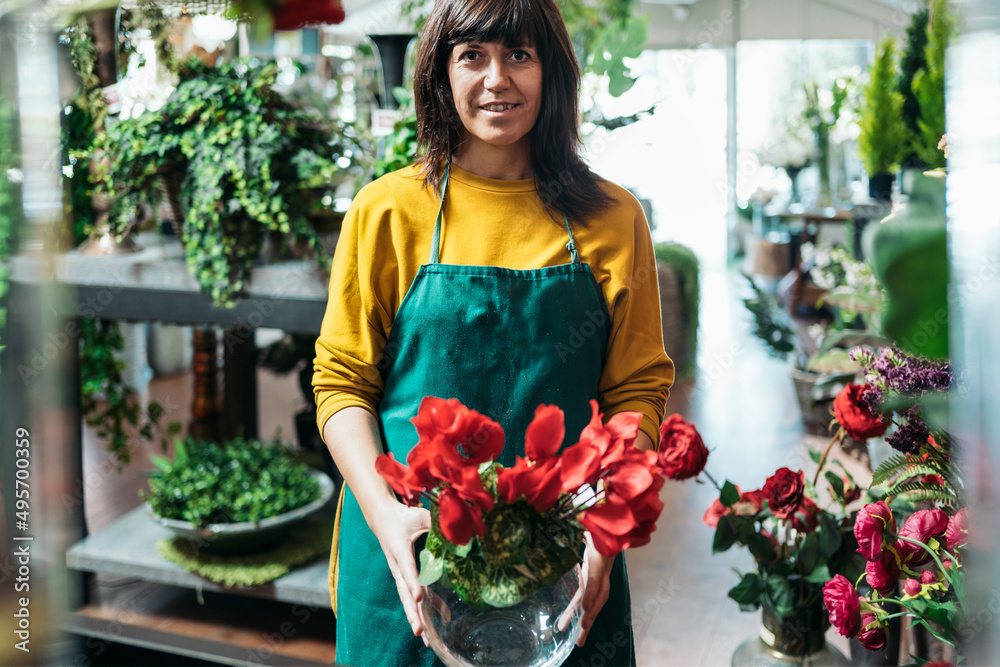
[
  {"left": 142, "top": 436, "right": 321, "bottom": 527},
  {"left": 100, "top": 57, "right": 362, "bottom": 307},
  {"left": 857, "top": 35, "right": 910, "bottom": 177},
  {"left": 373, "top": 87, "right": 419, "bottom": 179}
]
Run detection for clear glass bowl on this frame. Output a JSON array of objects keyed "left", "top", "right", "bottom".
[{"left": 420, "top": 564, "right": 583, "bottom": 667}]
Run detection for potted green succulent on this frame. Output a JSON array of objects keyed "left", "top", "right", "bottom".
[
  {"left": 857, "top": 35, "right": 909, "bottom": 201},
  {"left": 100, "top": 57, "right": 365, "bottom": 307}
]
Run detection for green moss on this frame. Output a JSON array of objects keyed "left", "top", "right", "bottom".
[
  {"left": 156, "top": 518, "right": 334, "bottom": 587},
  {"left": 653, "top": 242, "right": 700, "bottom": 376}
]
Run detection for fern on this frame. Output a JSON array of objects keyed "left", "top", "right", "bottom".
[
  {"left": 885, "top": 478, "right": 956, "bottom": 499},
  {"left": 892, "top": 486, "right": 957, "bottom": 508},
  {"left": 871, "top": 454, "right": 919, "bottom": 487}
]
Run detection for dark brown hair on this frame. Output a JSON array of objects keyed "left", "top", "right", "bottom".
[{"left": 412, "top": 0, "right": 613, "bottom": 223}]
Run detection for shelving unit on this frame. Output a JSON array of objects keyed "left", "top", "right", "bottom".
[{"left": 8, "top": 235, "right": 336, "bottom": 665}]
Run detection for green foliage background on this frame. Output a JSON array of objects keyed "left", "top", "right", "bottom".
[{"left": 911, "top": 0, "right": 957, "bottom": 170}]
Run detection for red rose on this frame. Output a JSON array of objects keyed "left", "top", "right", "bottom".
[
  {"left": 898, "top": 509, "right": 949, "bottom": 566},
  {"left": 834, "top": 384, "right": 889, "bottom": 441},
  {"left": 840, "top": 476, "right": 863, "bottom": 504},
  {"left": 657, "top": 414, "right": 709, "bottom": 480},
  {"left": 790, "top": 497, "right": 820, "bottom": 533},
  {"left": 763, "top": 468, "right": 805, "bottom": 519},
  {"left": 947, "top": 507, "right": 969, "bottom": 550},
  {"left": 865, "top": 550, "right": 901, "bottom": 597},
  {"left": 858, "top": 613, "right": 887, "bottom": 651},
  {"left": 854, "top": 501, "right": 896, "bottom": 561},
  {"left": 823, "top": 575, "right": 862, "bottom": 638},
  {"left": 924, "top": 662, "right": 956, "bottom": 667}
]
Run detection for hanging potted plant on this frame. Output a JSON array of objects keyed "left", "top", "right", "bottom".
[
  {"left": 857, "top": 35, "right": 910, "bottom": 201},
  {"left": 99, "top": 56, "right": 365, "bottom": 307}
]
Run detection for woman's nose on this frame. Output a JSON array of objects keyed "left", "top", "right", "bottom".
[{"left": 484, "top": 58, "right": 510, "bottom": 90}]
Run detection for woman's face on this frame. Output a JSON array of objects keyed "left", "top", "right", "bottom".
[{"left": 447, "top": 40, "right": 543, "bottom": 157}]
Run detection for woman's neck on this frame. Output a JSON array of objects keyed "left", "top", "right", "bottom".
[{"left": 452, "top": 139, "right": 533, "bottom": 181}]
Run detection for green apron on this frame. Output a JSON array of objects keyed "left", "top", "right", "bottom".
[{"left": 334, "top": 164, "right": 636, "bottom": 666}]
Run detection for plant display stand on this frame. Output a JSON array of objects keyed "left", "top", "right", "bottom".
[{"left": 7, "top": 233, "right": 334, "bottom": 665}]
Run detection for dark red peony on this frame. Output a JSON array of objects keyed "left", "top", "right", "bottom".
[
  {"left": 823, "top": 575, "right": 862, "bottom": 638},
  {"left": 657, "top": 414, "right": 709, "bottom": 480},
  {"left": 762, "top": 468, "right": 805, "bottom": 519},
  {"left": 834, "top": 383, "right": 890, "bottom": 441},
  {"left": 865, "top": 550, "right": 901, "bottom": 597}
]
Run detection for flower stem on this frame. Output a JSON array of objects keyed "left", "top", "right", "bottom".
[
  {"left": 811, "top": 428, "right": 845, "bottom": 488},
  {"left": 895, "top": 535, "right": 956, "bottom": 589},
  {"left": 703, "top": 470, "right": 723, "bottom": 492}
]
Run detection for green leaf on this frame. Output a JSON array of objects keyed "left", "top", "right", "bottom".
[
  {"left": 727, "top": 573, "right": 763, "bottom": 608},
  {"left": 817, "top": 511, "right": 843, "bottom": 558},
  {"left": 804, "top": 565, "right": 832, "bottom": 584},
  {"left": 825, "top": 471, "right": 845, "bottom": 500},
  {"left": 807, "top": 448, "right": 823, "bottom": 464},
  {"left": 150, "top": 455, "right": 173, "bottom": 474},
  {"left": 417, "top": 548, "right": 444, "bottom": 586},
  {"left": 765, "top": 574, "right": 795, "bottom": 612},
  {"left": 720, "top": 481, "right": 740, "bottom": 507},
  {"left": 798, "top": 533, "right": 820, "bottom": 574},
  {"left": 746, "top": 532, "right": 775, "bottom": 563},
  {"left": 713, "top": 515, "right": 738, "bottom": 553}
]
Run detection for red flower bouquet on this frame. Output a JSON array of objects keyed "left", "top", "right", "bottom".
[{"left": 376, "top": 397, "right": 668, "bottom": 608}]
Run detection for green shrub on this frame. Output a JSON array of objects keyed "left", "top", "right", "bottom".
[
  {"left": 142, "top": 437, "right": 321, "bottom": 527},
  {"left": 653, "top": 242, "right": 699, "bottom": 376},
  {"left": 857, "top": 35, "right": 909, "bottom": 176}
]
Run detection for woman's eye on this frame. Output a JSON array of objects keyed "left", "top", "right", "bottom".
[
  {"left": 459, "top": 50, "right": 480, "bottom": 61},
  {"left": 511, "top": 50, "right": 530, "bottom": 61}
]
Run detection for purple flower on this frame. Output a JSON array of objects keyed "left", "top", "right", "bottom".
[{"left": 885, "top": 407, "right": 930, "bottom": 454}]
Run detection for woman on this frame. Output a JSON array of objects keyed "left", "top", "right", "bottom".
[{"left": 313, "top": 0, "right": 673, "bottom": 664}]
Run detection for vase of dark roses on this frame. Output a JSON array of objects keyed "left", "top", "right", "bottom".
[
  {"left": 669, "top": 413, "right": 861, "bottom": 663},
  {"left": 377, "top": 397, "right": 669, "bottom": 667}
]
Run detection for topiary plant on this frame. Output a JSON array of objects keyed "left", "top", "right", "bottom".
[
  {"left": 142, "top": 436, "right": 322, "bottom": 527},
  {"left": 911, "top": 0, "right": 958, "bottom": 170},
  {"left": 857, "top": 35, "right": 910, "bottom": 178}
]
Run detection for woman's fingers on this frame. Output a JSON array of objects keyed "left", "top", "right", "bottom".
[
  {"left": 576, "top": 536, "right": 614, "bottom": 647},
  {"left": 375, "top": 504, "right": 431, "bottom": 637}
]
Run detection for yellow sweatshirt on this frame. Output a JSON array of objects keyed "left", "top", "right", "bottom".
[{"left": 313, "top": 163, "right": 673, "bottom": 446}]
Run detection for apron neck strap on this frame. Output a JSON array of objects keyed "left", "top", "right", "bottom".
[{"left": 430, "top": 157, "right": 581, "bottom": 265}]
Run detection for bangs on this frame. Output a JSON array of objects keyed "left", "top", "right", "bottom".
[{"left": 445, "top": 0, "right": 545, "bottom": 49}]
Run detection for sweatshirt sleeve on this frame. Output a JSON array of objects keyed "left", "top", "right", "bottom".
[
  {"left": 312, "top": 185, "right": 399, "bottom": 437},
  {"left": 596, "top": 193, "right": 674, "bottom": 449}
]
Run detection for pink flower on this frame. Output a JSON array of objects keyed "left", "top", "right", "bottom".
[
  {"left": 903, "top": 578, "right": 922, "bottom": 597},
  {"left": 823, "top": 575, "right": 862, "bottom": 638},
  {"left": 898, "top": 509, "right": 949, "bottom": 566},
  {"left": 859, "top": 613, "right": 887, "bottom": 651},
  {"left": 865, "top": 550, "right": 901, "bottom": 597},
  {"left": 854, "top": 501, "right": 897, "bottom": 561},
  {"left": 947, "top": 508, "right": 969, "bottom": 551},
  {"left": 921, "top": 570, "right": 938, "bottom": 585}
]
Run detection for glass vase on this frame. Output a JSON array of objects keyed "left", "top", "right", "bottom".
[
  {"left": 420, "top": 564, "right": 583, "bottom": 667},
  {"left": 732, "top": 600, "right": 851, "bottom": 666}
]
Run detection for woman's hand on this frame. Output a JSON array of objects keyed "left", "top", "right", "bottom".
[
  {"left": 369, "top": 500, "right": 432, "bottom": 640},
  {"left": 577, "top": 532, "right": 615, "bottom": 647}
]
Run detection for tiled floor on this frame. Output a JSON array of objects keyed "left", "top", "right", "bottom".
[{"left": 82, "top": 264, "right": 854, "bottom": 665}]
